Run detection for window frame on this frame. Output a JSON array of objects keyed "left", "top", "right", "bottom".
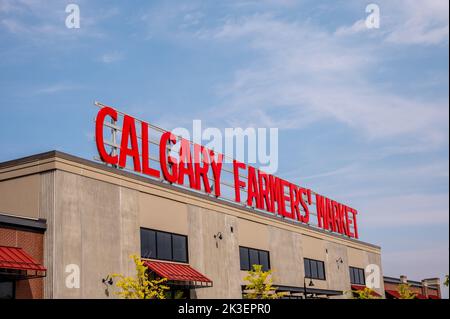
[
  {"left": 304, "top": 258, "right": 326, "bottom": 280},
  {"left": 239, "top": 246, "right": 271, "bottom": 272},
  {"left": 349, "top": 266, "right": 366, "bottom": 285},
  {"left": 140, "top": 227, "right": 189, "bottom": 263}
]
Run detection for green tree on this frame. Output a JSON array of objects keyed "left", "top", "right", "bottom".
[
  {"left": 351, "top": 287, "right": 380, "bottom": 299},
  {"left": 243, "top": 264, "right": 287, "bottom": 299},
  {"left": 110, "top": 254, "right": 169, "bottom": 299},
  {"left": 397, "top": 283, "right": 416, "bottom": 299}
]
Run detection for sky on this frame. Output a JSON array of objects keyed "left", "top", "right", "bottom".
[{"left": 0, "top": 0, "right": 448, "bottom": 297}]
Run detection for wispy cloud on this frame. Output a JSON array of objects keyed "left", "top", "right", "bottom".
[
  {"left": 99, "top": 51, "right": 123, "bottom": 64},
  {"left": 335, "top": 0, "right": 449, "bottom": 45},
  {"left": 194, "top": 14, "right": 448, "bottom": 153},
  {"left": 35, "top": 83, "right": 81, "bottom": 94},
  {"left": 0, "top": 0, "right": 113, "bottom": 42}
]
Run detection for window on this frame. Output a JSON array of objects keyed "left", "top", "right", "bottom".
[
  {"left": 239, "top": 246, "right": 270, "bottom": 271},
  {"left": 0, "top": 281, "right": 14, "bottom": 299},
  {"left": 140, "top": 228, "right": 188, "bottom": 263},
  {"left": 172, "top": 234, "right": 188, "bottom": 262},
  {"left": 304, "top": 258, "right": 326, "bottom": 280},
  {"left": 349, "top": 266, "right": 365, "bottom": 285},
  {"left": 239, "top": 247, "right": 249, "bottom": 270},
  {"left": 140, "top": 229, "right": 156, "bottom": 259}
]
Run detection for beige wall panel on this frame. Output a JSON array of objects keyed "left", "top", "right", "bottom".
[
  {"left": 139, "top": 193, "right": 188, "bottom": 235},
  {"left": 0, "top": 174, "right": 40, "bottom": 218},
  {"left": 324, "top": 241, "right": 350, "bottom": 297},
  {"left": 53, "top": 170, "right": 83, "bottom": 298},
  {"left": 237, "top": 218, "right": 269, "bottom": 251},
  {"left": 188, "top": 205, "right": 242, "bottom": 299},
  {"left": 347, "top": 247, "right": 368, "bottom": 269},
  {"left": 267, "top": 226, "right": 303, "bottom": 287},
  {"left": 119, "top": 187, "right": 141, "bottom": 279},
  {"left": 53, "top": 170, "right": 140, "bottom": 298},
  {"left": 302, "top": 234, "right": 326, "bottom": 261},
  {"left": 39, "top": 171, "right": 55, "bottom": 299},
  {"left": 367, "top": 252, "right": 385, "bottom": 297}
]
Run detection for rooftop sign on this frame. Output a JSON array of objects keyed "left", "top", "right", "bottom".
[{"left": 94, "top": 102, "right": 359, "bottom": 239}]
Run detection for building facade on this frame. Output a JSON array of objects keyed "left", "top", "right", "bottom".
[
  {"left": 384, "top": 276, "right": 441, "bottom": 299},
  {"left": 0, "top": 151, "right": 385, "bottom": 299}
]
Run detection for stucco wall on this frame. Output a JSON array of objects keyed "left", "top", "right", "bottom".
[
  {"left": 49, "top": 170, "right": 140, "bottom": 298},
  {"left": 0, "top": 153, "right": 383, "bottom": 299}
]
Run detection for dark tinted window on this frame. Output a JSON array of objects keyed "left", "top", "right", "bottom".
[
  {"left": 140, "top": 228, "right": 188, "bottom": 263},
  {"left": 304, "top": 258, "right": 311, "bottom": 277},
  {"left": 259, "top": 251, "right": 270, "bottom": 272},
  {"left": 140, "top": 229, "right": 156, "bottom": 259},
  {"left": 0, "top": 281, "right": 14, "bottom": 299},
  {"left": 304, "top": 258, "right": 326, "bottom": 280},
  {"left": 156, "top": 232, "right": 172, "bottom": 260},
  {"left": 239, "top": 246, "right": 270, "bottom": 271},
  {"left": 239, "top": 247, "right": 250, "bottom": 270},
  {"left": 317, "top": 262, "right": 325, "bottom": 280},
  {"left": 349, "top": 267, "right": 365, "bottom": 285},
  {"left": 311, "top": 260, "right": 318, "bottom": 278},
  {"left": 172, "top": 234, "right": 187, "bottom": 263},
  {"left": 249, "top": 249, "right": 259, "bottom": 268}
]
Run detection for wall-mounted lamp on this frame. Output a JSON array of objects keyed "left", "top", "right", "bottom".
[
  {"left": 336, "top": 257, "right": 344, "bottom": 269},
  {"left": 101, "top": 275, "right": 114, "bottom": 297},
  {"left": 102, "top": 275, "right": 113, "bottom": 286},
  {"left": 214, "top": 232, "right": 223, "bottom": 248}
]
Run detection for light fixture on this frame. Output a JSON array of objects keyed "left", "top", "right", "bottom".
[
  {"left": 214, "top": 232, "right": 223, "bottom": 248},
  {"left": 336, "top": 257, "right": 344, "bottom": 269},
  {"left": 102, "top": 275, "right": 113, "bottom": 286},
  {"left": 304, "top": 277, "right": 315, "bottom": 299}
]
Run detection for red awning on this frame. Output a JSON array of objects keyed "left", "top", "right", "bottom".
[
  {"left": 351, "top": 285, "right": 382, "bottom": 297},
  {"left": 0, "top": 246, "right": 46, "bottom": 271},
  {"left": 415, "top": 293, "right": 427, "bottom": 299},
  {"left": 144, "top": 260, "right": 212, "bottom": 288},
  {"left": 385, "top": 289, "right": 401, "bottom": 299},
  {"left": 428, "top": 295, "right": 440, "bottom": 299},
  {"left": 0, "top": 246, "right": 46, "bottom": 280}
]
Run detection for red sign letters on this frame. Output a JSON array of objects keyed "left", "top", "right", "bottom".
[{"left": 95, "top": 106, "right": 359, "bottom": 239}]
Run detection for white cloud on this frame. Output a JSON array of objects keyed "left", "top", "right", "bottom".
[
  {"left": 335, "top": 0, "right": 449, "bottom": 45},
  {"left": 0, "top": 0, "right": 112, "bottom": 41},
  {"left": 335, "top": 19, "right": 367, "bottom": 37},
  {"left": 35, "top": 83, "right": 81, "bottom": 94},
  {"left": 99, "top": 51, "right": 123, "bottom": 64},
  {"left": 197, "top": 14, "right": 448, "bottom": 152},
  {"left": 385, "top": 0, "right": 449, "bottom": 45}
]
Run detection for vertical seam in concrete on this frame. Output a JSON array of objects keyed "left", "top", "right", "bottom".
[
  {"left": 78, "top": 174, "right": 83, "bottom": 298},
  {"left": 52, "top": 170, "right": 56, "bottom": 298}
]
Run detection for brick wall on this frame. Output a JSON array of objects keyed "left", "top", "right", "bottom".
[{"left": 0, "top": 226, "right": 45, "bottom": 299}]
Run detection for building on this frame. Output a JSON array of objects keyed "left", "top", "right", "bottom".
[
  {"left": 0, "top": 150, "right": 385, "bottom": 299},
  {"left": 384, "top": 276, "right": 441, "bottom": 299}
]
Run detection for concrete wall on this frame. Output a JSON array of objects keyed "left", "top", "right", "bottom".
[
  {"left": 0, "top": 174, "right": 40, "bottom": 218},
  {"left": 49, "top": 170, "right": 140, "bottom": 298},
  {"left": 0, "top": 153, "right": 384, "bottom": 299}
]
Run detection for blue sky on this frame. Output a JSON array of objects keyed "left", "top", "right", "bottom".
[{"left": 0, "top": 0, "right": 448, "bottom": 296}]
